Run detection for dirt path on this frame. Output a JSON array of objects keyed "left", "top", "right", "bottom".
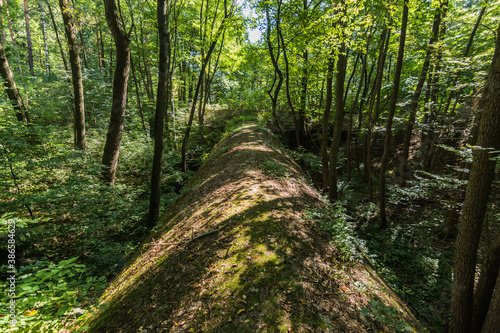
[{"left": 85, "top": 124, "right": 421, "bottom": 332}]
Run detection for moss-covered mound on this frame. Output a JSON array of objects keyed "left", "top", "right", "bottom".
[{"left": 85, "top": 124, "right": 422, "bottom": 332}]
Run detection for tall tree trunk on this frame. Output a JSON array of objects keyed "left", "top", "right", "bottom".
[
  {"left": 328, "top": 41, "right": 347, "bottom": 201},
  {"left": 347, "top": 53, "right": 365, "bottom": 182},
  {"left": 181, "top": 5, "right": 229, "bottom": 172},
  {"left": 365, "top": 28, "right": 389, "bottom": 202},
  {"left": 2, "top": 0, "right": 21, "bottom": 74},
  {"left": 344, "top": 53, "right": 359, "bottom": 104},
  {"left": 97, "top": 29, "right": 102, "bottom": 71},
  {"left": 379, "top": 1, "right": 408, "bottom": 229},
  {"left": 278, "top": 15, "right": 299, "bottom": 148},
  {"left": 0, "top": 1, "right": 5, "bottom": 43},
  {"left": 79, "top": 30, "right": 88, "bottom": 68},
  {"left": 148, "top": 0, "right": 172, "bottom": 226},
  {"left": 449, "top": 23, "right": 500, "bottom": 332},
  {"left": 39, "top": 1, "right": 50, "bottom": 75},
  {"left": 2, "top": 0, "right": 16, "bottom": 46},
  {"left": 321, "top": 53, "right": 335, "bottom": 192},
  {"left": 101, "top": 0, "right": 131, "bottom": 185},
  {"left": 131, "top": 58, "right": 147, "bottom": 137},
  {"left": 442, "top": 3, "right": 488, "bottom": 239},
  {"left": 480, "top": 267, "right": 500, "bottom": 332},
  {"left": 422, "top": 3, "right": 448, "bottom": 172},
  {"left": 59, "top": 0, "right": 85, "bottom": 149},
  {"left": 443, "top": 2, "right": 488, "bottom": 117},
  {"left": 0, "top": 41, "right": 27, "bottom": 122},
  {"left": 399, "top": 1, "right": 444, "bottom": 186},
  {"left": 472, "top": 230, "right": 500, "bottom": 332},
  {"left": 24, "top": 0, "right": 34, "bottom": 75},
  {"left": 143, "top": 35, "right": 154, "bottom": 104},
  {"left": 46, "top": 0, "right": 68, "bottom": 72},
  {"left": 100, "top": 28, "right": 106, "bottom": 70},
  {"left": 264, "top": 3, "right": 285, "bottom": 142},
  {"left": 199, "top": 39, "right": 223, "bottom": 136},
  {"left": 298, "top": 48, "right": 308, "bottom": 146},
  {"left": 373, "top": 33, "right": 390, "bottom": 124}
]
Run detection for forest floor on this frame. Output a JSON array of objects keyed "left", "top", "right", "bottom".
[{"left": 83, "top": 123, "right": 424, "bottom": 332}]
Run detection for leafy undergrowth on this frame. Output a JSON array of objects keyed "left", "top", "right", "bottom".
[
  {"left": 290, "top": 147, "right": 471, "bottom": 332},
  {"left": 292, "top": 149, "right": 456, "bottom": 331},
  {"left": 0, "top": 119, "right": 191, "bottom": 331},
  {"left": 83, "top": 123, "right": 422, "bottom": 332}
]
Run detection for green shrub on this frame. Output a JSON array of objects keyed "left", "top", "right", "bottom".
[{"left": 0, "top": 257, "right": 107, "bottom": 332}]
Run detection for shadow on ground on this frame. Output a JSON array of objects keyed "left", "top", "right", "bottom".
[{"left": 84, "top": 124, "right": 421, "bottom": 332}]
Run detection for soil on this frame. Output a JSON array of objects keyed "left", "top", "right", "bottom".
[{"left": 84, "top": 124, "right": 423, "bottom": 332}]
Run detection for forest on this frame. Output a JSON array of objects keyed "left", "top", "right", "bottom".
[{"left": 0, "top": 0, "right": 499, "bottom": 331}]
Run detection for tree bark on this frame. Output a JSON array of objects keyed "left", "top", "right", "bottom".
[
  {"left": 321, "top": 53, "right": 334, "bottom": 192},
  {"left": 46, "top": 0, "right": 68, "bottom": 72},
  {"left": 480, "top": 267, "right": 500, "bottom": 333},
  {"left": 472, "top": 230, "right": 500, "bottom": 332},
  {"left": 264, "top": 2, "right": 285, "bottom": 142},
  {"left": 365, "top": 28, "right": 389, "bottom": 202},
  {"left": 148, "top": 0, "right": 173, "bottom": 226},
  {"left": 59, "top": 0, "right": 85, "bottom": 149},
  {"left": 181, "top": 30, "right": 226, "bottom": 171},
  {"left": 0, "top": 41, "right": 27, "bottom": 122},
  {"left": 131, "top": 58, "right": 147, "bottom": 137},
  {"left": 101, "top": 0, "right": 131, "bottom": 185},
  {"left": 379, "top": 1, "right": 408, "bottom": 228},
  {"left": 450, "top": 23, "right": 500, "bottom": 333},
  {"left": 39, "top": 1, "right": 50, "bottom": 75},
  {"left": 347, "top": 53, "right": 365, "bottom": 182},
  {"left": 24, "top": 0, "right": 34, "bottom": 75},
  {"left": 399, "top": 1, "right": 444, "bottom": 186},
  {"left": 278, "top": 14, "right": 299, "bottom": 148},
  {"left": 328, "top": 41, "right": 347, "bottom": 201},
  {"left": 298, "top": 48, "right": 308, "bottom": 146}
]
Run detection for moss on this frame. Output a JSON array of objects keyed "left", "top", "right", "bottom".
[{"left": 83, "top": 124, "right": 423, "bottom": 333}]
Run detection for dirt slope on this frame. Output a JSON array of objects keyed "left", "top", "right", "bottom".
[{"left": 84, "top": 124, "right": 422, "bottom": 332}]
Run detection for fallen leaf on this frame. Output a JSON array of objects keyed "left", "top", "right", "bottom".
[
  {"left": 237, "top": 309, "right": 245, "bottom": 315},
  {"left": 24, "top": 310, "right": 37, "bottom": 316},
  {"left": 189, "top": 328, "right": 195, "bottom": 332}
]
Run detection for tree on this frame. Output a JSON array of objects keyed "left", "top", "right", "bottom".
[
  {"left": 46, "top": 0, "right": 68, "bottom": 72},
  {"left": 264, "top": 1, "right": 285, "bottom": 142},
  {"left": 449, "top": 22, "right": 500, "bottom": 333},
  {"left": 472, "top": 230, "right": 500, "bottom": 332},
  {"left": 24, "top": 0, "right": 34, "bottom": 75},
  {"left": 39, "top": 1, "right": 50, "bottom": 76},
  {"left": 327, "top": 39, "right": 346, "bottom": 201},
  {"left": 480, "top": 269, "right": 500, "bottom": 332},
  {"left": 59, "top": 0, "right": 86, "bottom": 149},
  {"left": 0, "top": 41, "right": 28, "bottom": 122},
  {"left": 321, "top": 52, "right": 334, "bottom": 192},
  {"left": 379, "top": 0, "right": 408, "bottom": 228},
  {"left": 365, "top": 27, "right": 389, "bottom": 202},
  {"left": 398, "top": 0, "right": 446, "bottom": 187},
  {"left": 149, "top": 0, "right": 175, "bottom": 226},
  {"left": 180, "top": 0, "right": 232, "bottom": 172},
  {"left": 101, "top": 0, "right": 131, "bottom": 185}
]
